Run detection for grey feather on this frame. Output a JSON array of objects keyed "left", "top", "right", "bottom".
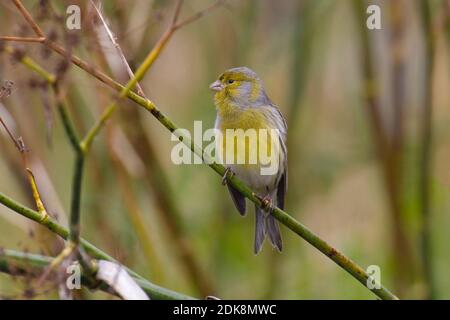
[
  {"left": 277, "top": 173, "right": 287, "bottom": 210},
  {"left": 266, "top": 214, "right": 282, "bottom": 252},
  {"left": 254, "top": 206, "right": 266, "bottom": 254}
]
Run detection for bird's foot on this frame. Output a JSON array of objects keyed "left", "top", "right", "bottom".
[
  {"left": 261, "top": 195, "right": 274, "bottom": 214},
  {"left": 221, "top": 167, "right": 235, "bottom": 186}
]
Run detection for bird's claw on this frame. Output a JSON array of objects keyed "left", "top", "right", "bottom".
[
  {"left": 221, "top": 167, "right": 234, "bottom": 185},
  {"left": 261, "top": 195, "right": 274, "bottom": 214}
]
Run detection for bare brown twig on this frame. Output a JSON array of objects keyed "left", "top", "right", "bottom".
[
  {"left": 11, "top": 0, "right": 45, "bottom": 37},
  {"left": 0, "top": 36, "right": 45, "bottom": 43},
  {"left": 172, "top": 0, "right": 226, "bottom": 31},
  {"left": 90, "top": 0, "right": 145, "bottom": 97},
  {"left": 171, "top": 0, "right": 184, "bottom": 29}
]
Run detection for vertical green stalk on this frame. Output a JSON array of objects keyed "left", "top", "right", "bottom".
[
  {"left": 69, "top": 155, "right": 84, "bottom": 243},
  {"left": 418, "top": 0, "right": 436, "bottom": 300},
  {"left": 54, "top": 85, "right": 85, "bottom": 245}
]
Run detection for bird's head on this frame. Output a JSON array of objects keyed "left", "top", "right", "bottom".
[{"left": 210, "top": 67, "right": 268, "bottom": 107}]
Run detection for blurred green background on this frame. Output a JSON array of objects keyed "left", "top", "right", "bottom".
[{"left": 0, "top": 0, "right": 449, "bottom": 299}]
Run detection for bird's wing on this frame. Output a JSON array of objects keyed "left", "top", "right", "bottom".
[
  {"left": 227, "top": 183, "right": 246, "bottom": 216},
  {"left": 276, "top": 171, "right": 287, "bottom": 210},
  {"left": 272, "top": 105, "right": 288, "bottom": 210}
]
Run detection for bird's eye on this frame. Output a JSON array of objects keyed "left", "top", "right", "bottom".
[{"left": 227, "top": 79, "right": 234, "bottom": 84}]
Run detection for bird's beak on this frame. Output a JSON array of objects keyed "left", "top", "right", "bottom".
[{"left": 209, "top": 80, "right": 224, "bottom": 92}]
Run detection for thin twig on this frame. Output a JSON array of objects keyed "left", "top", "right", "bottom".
[
  {"left": 90, "top": 0, "right": 145, "bottom": 97},
  {"left": 173, "top": 0, "right": 226, "bottom": 31},
  {"left": 11, "top": 0, "right": 45, "bottom": 37},
  {"left": 4, "top": 47, "right": 56, "bottom": 83},
  {"left": 80, "top": 0, "right": 224, "bottom": 151},
  {"left": 0, "top": 81, "right": 49, "bottom": 221},
  {"left": 0, "top": 36, "right": 45, "bottom": 43},
  {"left": 0, "top": 112, "right": 21, "bottom": 151},
  {"left": 35, "top": 242, "right": 76, "bottom": 287},
  {"left": 169, "top": 0, "right": 184, "bottom": 31}
]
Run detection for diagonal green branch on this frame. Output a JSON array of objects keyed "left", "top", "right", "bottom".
[{"left": 0, "top": 191, "right": 114, "bottom": 268}]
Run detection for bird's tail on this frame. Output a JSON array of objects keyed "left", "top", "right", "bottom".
[
  {"left": 266, "top": 213, "right": 282, "bottom": 252},
  {"left": 254, "top": 205, "right": 283, "bottom": 254}
]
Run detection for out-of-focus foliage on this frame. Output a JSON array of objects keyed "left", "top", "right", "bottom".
[{"left": 0, "top": 0, "right": 448, "bottom": 299}]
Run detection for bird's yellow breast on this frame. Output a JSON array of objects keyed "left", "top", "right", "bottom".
[{"left": 215, "top": 101, "right": 277, "bottom": 167}]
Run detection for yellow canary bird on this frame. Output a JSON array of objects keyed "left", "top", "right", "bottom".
[{"left": 210, "top": 67, "right": 287, "bottom": 254}]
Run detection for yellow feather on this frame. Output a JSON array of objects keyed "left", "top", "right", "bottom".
[{"left": 215, "top": 102, "right": 276, "bottom": 167}]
